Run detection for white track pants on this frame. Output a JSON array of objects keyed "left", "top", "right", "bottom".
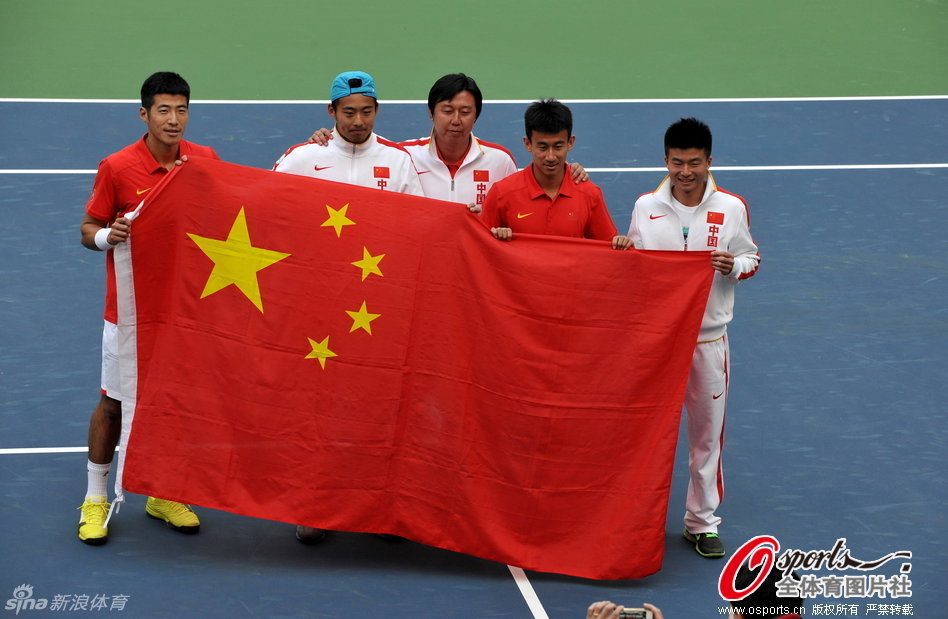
[{"left": 683, "top": 334, "right": 729, "bottom": 534}]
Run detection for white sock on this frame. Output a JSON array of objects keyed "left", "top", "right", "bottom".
[{"left": 86, "top": 460, "right": 111, "bottom": 501}]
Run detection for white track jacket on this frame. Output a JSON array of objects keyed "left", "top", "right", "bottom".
[
  {"left": 273, "top": 129, "right": 424, "bottom": 196},
  {"left": 400, "top": 133, "right": 518, "bottom": 205},
  {"left": 629, "top": 174, "right": 760, "bottom": 340}
]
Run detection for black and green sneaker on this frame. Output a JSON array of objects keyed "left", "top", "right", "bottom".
[{"left": 683, "top": 530, "right": 725, "bottom": 558}]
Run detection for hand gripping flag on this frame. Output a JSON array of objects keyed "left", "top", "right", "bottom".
[{"left": 112, "top": 157, "right": 713, "bottom": 579}]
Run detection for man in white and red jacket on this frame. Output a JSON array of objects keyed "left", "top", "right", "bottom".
[
  {"left": 628, "top": 117, "right": 760, "bottom": 559},
  {"left": 273, "top": 71, "right": 424, "bottom": 197},
  {"left": 398, "top": 73, "right": 518, "bottom": 207},
  {"left": 273, "top": 71, "right": 423, "bottom": 545}
]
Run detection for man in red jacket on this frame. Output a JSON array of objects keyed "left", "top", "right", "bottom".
[{"left": 481, "top": 98, "right": 630, "bottom": 249}]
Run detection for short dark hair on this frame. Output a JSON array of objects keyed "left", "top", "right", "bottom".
[
  {"left": 664, "top": 117, "right": 712, "bottom": 157},
  {"left": 141, "top": 72, "right": 190, "bottom": 110},
  {"left": 730, "top": 562, "right": 804, "bottom": 619},
  {"left": 427, "top": 73, "right": 482, "bottom": 119},
  {"left": 524, "top": 98, "right": 572, "bottom": 140}
]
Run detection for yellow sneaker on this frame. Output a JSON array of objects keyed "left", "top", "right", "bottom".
[
  {"left": 145, "top": 497, "right": 200, "bottom": 533},
  {"left": 78, "top": 496, "right": 110, "bottom": 545}
]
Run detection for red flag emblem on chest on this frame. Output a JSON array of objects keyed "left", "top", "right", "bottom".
[
  {"left": 707, "top": 211, "right": 725, "bottom": 225},
  {"left": 473, "top": 170, "right": 489, "bottom": 182},
  {"left": 373, "top": 166, "right": 390, "bottom": 178}
]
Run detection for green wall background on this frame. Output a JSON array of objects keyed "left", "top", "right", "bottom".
[{"left": 1, "top": 0, "right": 945, "bottom": 99}]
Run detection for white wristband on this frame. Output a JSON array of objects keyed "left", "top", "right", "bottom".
[{"left": 94, "top": 227, "right": 113, "bottom": 251}]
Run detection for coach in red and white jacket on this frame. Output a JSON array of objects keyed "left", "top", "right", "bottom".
[
  {"left": 273, "top": 71, "right": 423, "bottom": 197},
  {"left": 400, "top": 74, "right": 516, "bottom": 204},
  {"left": 401, "top": 132, "right": 517, "bottom": 206},
  {"left": 629, "top": 118, "right": 759, "bottom": 560}
]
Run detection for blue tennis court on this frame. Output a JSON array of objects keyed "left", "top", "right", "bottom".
[{"left": 1, "top": 96, "right": 945, "bottom": 617}]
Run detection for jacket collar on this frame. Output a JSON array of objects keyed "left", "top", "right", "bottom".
[
  {"left": 428, "top": 130, "right": 483, "bottom": 167},
  {"left": 330, "top": 127, "right": 377, "bottom": 157},
  {"left": 134, "top": 133, "right": 188, "bottom": 173},
  {"left": 525, "top": 163, "right": 574, "bottom": 199}
]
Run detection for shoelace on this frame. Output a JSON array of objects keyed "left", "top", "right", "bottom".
[{"left": 79, "top": 500, "right": 111, "bottom": 523}]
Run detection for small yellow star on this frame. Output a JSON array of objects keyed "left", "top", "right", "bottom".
[
  {"left": 346, "top": 301, "right": 381, "bottom": 334},
  {"left": 305, "top": 336, "right": 337, "bottom": 369},
  {"left": 351, "top": 246, "right": 385, "bottom": 281},
  {"left": 187, "top": 207, "right": 290, "bottom": 313},
  {"left": 321, "top": 203, "right": 356, "bottom": 237}
]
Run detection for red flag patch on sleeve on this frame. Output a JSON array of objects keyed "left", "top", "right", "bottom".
[
  {"left": 473, "top": 170, "right": 490, "bottom": 182},
  {"left": 373, "top": 166, "right": 390, "bottom": 178},
  {"left": 707, "top": 211, "right": 725, "bottom": 224}
]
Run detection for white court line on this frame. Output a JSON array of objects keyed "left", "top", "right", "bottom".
[
  {"left": 3, "top": 163, "right": 947, "bottom": 175},
  {"left": 4, "top": 446, "right": 551, "bottom": 617},
  {"left": 585, "top": 163, "right": 948, "bottom": 173},
  {"left": 0, "top": 447, "right": 89, "bottom": 454},
  {"left": 0, "top": 169, "right": 97, "bottom": 174},
  {"left": 1, "top": 95, "right": 946, "bottom": 104},
  {"left": 508, "top": 565, "right": 549, "bottom": 619}
]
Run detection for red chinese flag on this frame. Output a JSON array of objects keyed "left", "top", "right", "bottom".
[
  {"left": 373, "top": 166, "right": 390, "bottom": 178},
  {"left": 707, "top": 211, "right": 725, "bottom": 224},
  {"left": 113, "top": 157, "right": 713, "bottom": 580},
  {"left": 473, "top": 169, "right": 490, "bottom": 182}
]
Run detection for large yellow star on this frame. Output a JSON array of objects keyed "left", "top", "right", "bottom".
[
  {"left": 187, "top": 207, "right": 290, "bottom": 313},
  {"left": 321, "top": 203, "right": 356, "bottom": 237},
  {"left": 346, "top": 301, "right": 381, "bottom": 334},
  {"left": 305, "top": 336, "right": 337, "bottom": 369},
  {"left": 351, "top": 246, "right": 385, "bottom": 281}
]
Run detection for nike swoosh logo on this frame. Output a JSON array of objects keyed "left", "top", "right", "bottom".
[
  {"left": 136, "top": 187, "right": 151, "bottom": 195},
  {"left": 516, "top": 212, "right": 533, "bottom": 219},
  {"left": 649, "top": 214, "right": 666, "bottom": 220},
  {"left": 712, "top": 391, "right": 725, "bottom": 400},
  {"left": 314, "top": 166, "right": 333, "bottom": 171}
]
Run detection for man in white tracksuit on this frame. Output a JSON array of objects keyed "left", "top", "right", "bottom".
[
  {"left": 398, "top": 73, "right": 518, "bottom": 206},
  {"left": 273, "top": 70, "right": 424, "bottom": 197},
  {"left": 273, "top": 71, "right": 423, "bottom": 545},
  {"left": 628, "top": 117, "right": 760, "bottom": 559}
]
